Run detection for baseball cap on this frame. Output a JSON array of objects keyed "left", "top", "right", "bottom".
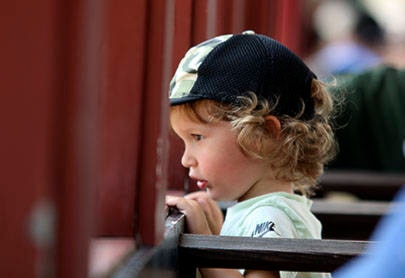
[{"left": 169, "top": 31, "right": 316, "bottom": 120}]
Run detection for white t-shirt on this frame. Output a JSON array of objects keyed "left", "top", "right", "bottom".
[{"left": 220, "top": 192, "right": 331, "bottom": 278}]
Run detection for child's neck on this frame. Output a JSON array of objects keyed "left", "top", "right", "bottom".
[{"left": 238, "top": 180, "right": 294, "bottom": 202}]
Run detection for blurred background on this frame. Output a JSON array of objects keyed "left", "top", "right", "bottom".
[
  {"left": 305, "top": 0, "right": 405, "bottom": 78},
  {"left": 1, "top": 0, "right": 404, "bottom": 277}
]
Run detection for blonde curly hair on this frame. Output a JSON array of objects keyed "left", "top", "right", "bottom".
[{"left": 171, "top": 79, "right": 337, "bottom": 196}]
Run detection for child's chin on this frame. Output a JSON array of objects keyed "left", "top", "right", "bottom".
[
  {"left": 208, "top": 191, "right": 232, "bottom": 202},
  {"left": 205, "top": 189, "right": 219, "bottom": 199}
]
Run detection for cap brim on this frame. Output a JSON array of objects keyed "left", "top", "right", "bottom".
[{"left": 169, "top": 94, "right": 204, "bottom": 106}]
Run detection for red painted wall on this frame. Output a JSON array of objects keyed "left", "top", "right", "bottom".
[{"left": 1, "top": 0, "right": 306, "bottom": 276}]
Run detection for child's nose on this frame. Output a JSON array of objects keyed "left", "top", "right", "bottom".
[{"left": 181, "top": 148, "right": 197, "bottom": 168}]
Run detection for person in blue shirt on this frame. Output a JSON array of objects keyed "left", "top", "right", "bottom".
[{"left": 334, "top": 187, "right": 405, "bottom": 277}]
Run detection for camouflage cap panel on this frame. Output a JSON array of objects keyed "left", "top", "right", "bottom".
[{"left": 169, "top": 34, "right": 232, "bottom": 100}]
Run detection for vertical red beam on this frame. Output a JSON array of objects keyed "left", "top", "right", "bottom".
[
  {"left": 172, "top": 0, "right": 193, "bottom": 69},
  {"left": 95, "top": 0, "right": 147, "bottom": 236},
  {"left": 192, "top": 0, "right": 208, "bottom": 43},
  {"left": 216, "top": 0, "right": 243, "bottom": 34},
  {"left": 168, "top": 0, "right": 193, "bottom": 193},
  {"left": 230, "top": 0, "right": 246, "bottom": 33},
  {"left": 0, "top": 1, "right": 56, "bottom": 276},
  {"left": 215, "top": 0, "right": 248, "bottom": 35},
  {"left": 206, "top": 0, "right": 218, "bottom": 38},
  {"left": 1, "top": 0, "right": 104, "bottom": 276},
  {"left": 215, "top": 0, "right": 229, "bottom": 34},
  {"left": 244, "top": 0, "right": 274, "bottom": 36},
  {"left": 136, "top": 0, "right": 171, "bottom": 245},
  {"left": 54, "top": 0, "right": 104, "bottom": 277},
  {"left": 274, "top": 0, "right": 304, "bottom": 55}
]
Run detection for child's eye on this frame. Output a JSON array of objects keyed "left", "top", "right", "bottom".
[{"left": 191, "top": 134, "right": 203, "bottom": 141}]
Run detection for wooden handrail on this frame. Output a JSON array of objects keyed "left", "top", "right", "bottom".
[
  {"left": 320, "top": 170, "right": 405, "bottom": 187},
  {"left": 179, "top": 234, "right": 370, "bottom": 274},
  {"left": 312, "top": 199, "right": 391, "bottom": 239},
  {"left": 111, "top": 210, "right": 374, "bottom": 277},
  {"left": 312, "top": 199, "right": 391, "bottom": 216},
  {"left": 317, "top": 170, "right": 405, "bottom": 200}
]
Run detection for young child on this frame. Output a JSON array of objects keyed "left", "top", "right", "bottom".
[{"left": 166, "top": 31, "right": 336, "bottom": 278}]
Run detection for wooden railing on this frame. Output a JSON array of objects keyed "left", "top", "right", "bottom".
[
  {"left": 107, "top": 170, "right": 404, "bottom": 277},
  {"left": 316, "top": 170, "right": 405, "bottom": 200},
  {"left": 178, "top": 234, "right": 369, "bottom": 277},
  {"left": 110, "top": 211, "right": 370, "bottom": 277}
]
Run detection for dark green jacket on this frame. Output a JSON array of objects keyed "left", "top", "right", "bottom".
[{"left": 330, "top": 65, "right": 405, "bottom": 172}]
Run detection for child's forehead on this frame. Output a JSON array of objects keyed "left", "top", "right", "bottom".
[
  {"left": 170, "top": 100, "right": 224, "bottom": 123},
  {"left": 170, "top": 104, "right": 212, "bottom": 125},
  {"left": 170, "top": 112, "right": 204, "bottom": 128},
  {"left": 170, "top": 109, "right": 227, "bottom": 137}
]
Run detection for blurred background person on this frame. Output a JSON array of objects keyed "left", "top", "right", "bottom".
[{"left": 306, "top": 0, "right": 386, "bottom": 79}]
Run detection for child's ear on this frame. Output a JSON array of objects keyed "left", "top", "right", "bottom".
[{"left": 264, "top": 115, "right": 281, "bottom": 138}]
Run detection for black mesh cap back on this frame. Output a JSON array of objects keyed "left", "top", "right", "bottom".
[{"left": 175, "top": 33, "right": 316, "bottom": 119}]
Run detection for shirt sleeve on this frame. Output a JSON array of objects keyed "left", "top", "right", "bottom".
[{"left": 243, "top": 206, "right": 298, "bottom": 238}]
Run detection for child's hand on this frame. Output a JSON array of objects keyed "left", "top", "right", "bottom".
[
  {"left": 166, "top": 195, "right": 212, "bottom": 235},
  {"left": 166, "top": 191, "right": 224, "bottom": 235},
  {"left": 184, "top": 191, "right": 224, "bottom": 235}
]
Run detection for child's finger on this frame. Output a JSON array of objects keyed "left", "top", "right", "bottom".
[
  {"left": 185, "top": 191, "right": 224, "bottom": 234},
  {"left": 166, "top": 195, "right": 212, "bottom": 234},
  {"left": 166, "top": 195, "right": 193, "bottom": 213},
  {"left": 199, "top": 199, "right": 224, "bottom": 235}
]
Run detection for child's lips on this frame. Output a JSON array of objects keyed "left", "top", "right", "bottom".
[{"left": 196, "top": 180, "right": 208, "bottom": 190}]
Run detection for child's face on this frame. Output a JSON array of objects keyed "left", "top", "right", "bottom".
[{"left": 170, "top": 108, "right": 275, "bottom": 202}]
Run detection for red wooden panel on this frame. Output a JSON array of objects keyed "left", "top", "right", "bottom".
[
  {"left": 53, "top": 0, "right": 104, "bottom": 277},
  {"left": 136, "top": 0, "right": 172, "bottom": 245},
  {"left": 215, "top": 0, "right": 250, "bottom": 35},
  {"left": 95, "top": 0, "right": 173, "bottom": 244},
  {"left": 229, "top": 0, "right": 246, "bottom": 34},
  {"left": 0, "top": 1, "right": 56, "bottom": 276},
  {"left": 168, "top": 0, "right": 193, "bottom": 192},
  {"left": 215, "top": 0, "right": 243, "bottom": 34},
  {"left": 95, "top": 0, "right": 147, "bottom": 236},
  {"left": 192, "top": 0, "right": 210, "bottom": 44},
  {"left": 1, "top": 0, "right": 104, "bottom": 277},
  {"left": 244, "top": 0, "right": 275, "bottom": 36},
  {"left": 274, "top": 0, "right": 304, "bottom": 55},
  {"left": 172, "top": 0, "right": 193, "bottom": 70},
  {"left": 215, "top": 0, "right": 229, "bottom": 34}
]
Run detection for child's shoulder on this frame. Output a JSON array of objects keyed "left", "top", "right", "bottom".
[
  {"left": 240, "top": 192, "right": 311, "bottom": 211},
  {"left": 226, "top": 193, "right": 310, "bottom": 226},
  {"left": 227, "top": 192, "right": 321, "bottom": 238}
]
